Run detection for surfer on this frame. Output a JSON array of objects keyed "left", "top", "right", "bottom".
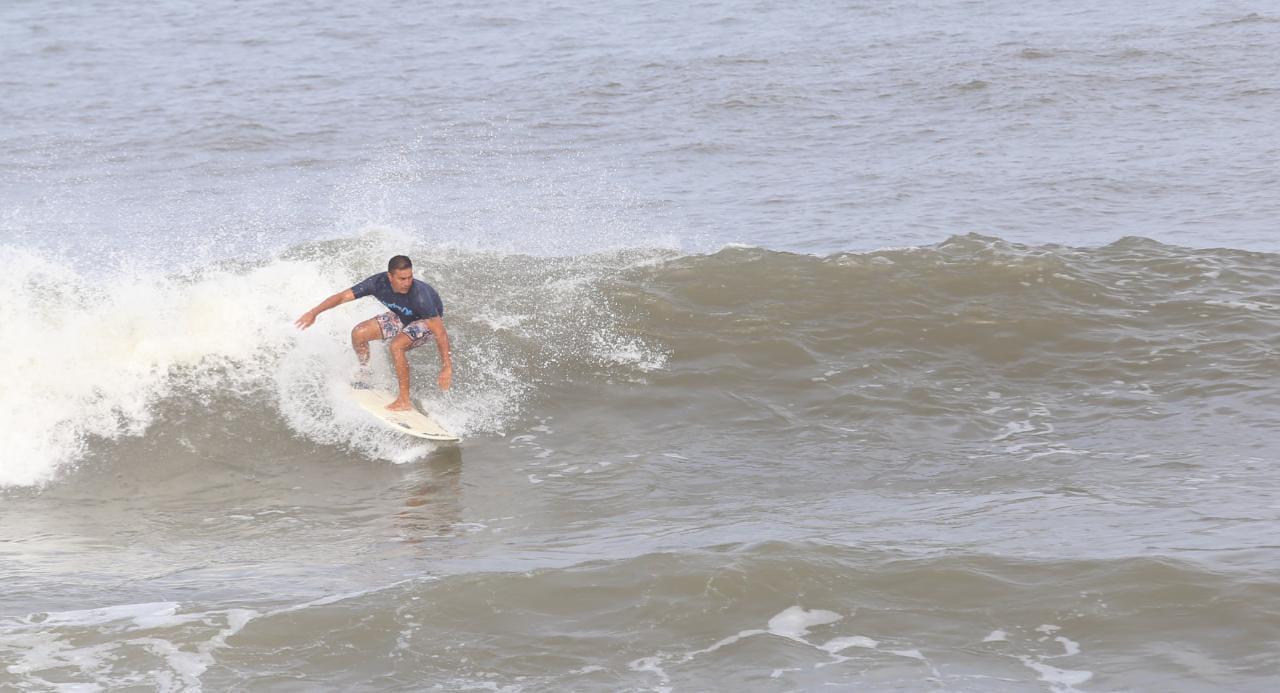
[{"left": 295, "top": 255, "right": 452, "bottom": 411}]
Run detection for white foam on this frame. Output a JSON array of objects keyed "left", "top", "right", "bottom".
[
  {"left": 820, "top": 635, "right": 879, "bottom": 653},
  {"left": 472, "top": 313, "right": 529, "bottom": 331},
  {"left": 685, "top": 606, "right": 859, "bottom": 661},
  {"left": 0, "top": 246, "right": 344, "bottom": 486},
  {"left": 766, "top": 606, "right": 843, "bottom": 639},
  {"left": 26, "top": 602, "right": 181, "bottom": 628},
  {"left": 630, "top": 605, "right": 939, "bottom": 687},
  {"left": 982, "top": 629, "right": 1008, "bottom": 642},
  {"left": 1, "top": 601, "right": 258, "bottom": 692},
  {"left": 1024, "top": 448, "right": 1088, "bottom": 461},
  {"left": 1018, "top": 656, "right": 1093, "bottom": 691},
  {"left": 1205, "top": 299, "right": 1269, "bottom": 311},
  {"left": 591, "top": 332, "right": 669, "bottom": 372},
  {"left": 992, "top": 420, "right": 1036, "bottom": 441},
  {"left": 1055, "top": 635, "right": 1081, "bottom": 656},
  {"left": 1011, "top": 625, "right": 1092, "bottom": 692},
  {"left": 627, "top": 656, "right": 671, "bottom": 692},
  {"left": 688, "top": 629, "right": 766, "bottom": 657}
]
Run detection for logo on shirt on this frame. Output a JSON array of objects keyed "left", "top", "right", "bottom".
[{"left": 385, "top": 302, "right": 413, "bottom": 318}]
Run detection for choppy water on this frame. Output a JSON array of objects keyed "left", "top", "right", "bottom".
[{"left": 3, "top": 1, "right": 1280, "bottom": 691}]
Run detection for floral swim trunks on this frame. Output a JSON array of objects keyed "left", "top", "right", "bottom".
[{"left": 374, "top": 311, "right": 434, "bottom": 349}]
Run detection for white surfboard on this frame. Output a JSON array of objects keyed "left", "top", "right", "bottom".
[{"left": 348, "top": 386, "right": 459, "bottom": 442}]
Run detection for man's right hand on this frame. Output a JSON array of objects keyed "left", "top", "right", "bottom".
[{"left": 296, "top": 289, "right": 356, "bottom": 330}]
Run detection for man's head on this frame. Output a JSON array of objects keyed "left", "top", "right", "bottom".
[{"left": 387, "top": 255, "right": 414, "bottom": 294}]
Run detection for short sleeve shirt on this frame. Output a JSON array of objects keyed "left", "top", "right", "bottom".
[{"left": 350, "top": 273, "right": 444, "bottom": 324}]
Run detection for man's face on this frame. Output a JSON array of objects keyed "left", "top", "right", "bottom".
[{"left": 388, "top": 268, "right": 414, "bottom": 294}]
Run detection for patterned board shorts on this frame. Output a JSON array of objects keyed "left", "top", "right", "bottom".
[{"left": 374, "top": 311, "right": 434, "bottom": 349}]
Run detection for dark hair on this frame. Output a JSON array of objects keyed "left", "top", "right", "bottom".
[{"left": 388, "top": 255, "right": 413, "bottom": 272}]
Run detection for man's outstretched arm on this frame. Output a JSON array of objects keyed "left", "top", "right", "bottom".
[{"left": 295, "top": 289, "right": 356, "bottom": 329}]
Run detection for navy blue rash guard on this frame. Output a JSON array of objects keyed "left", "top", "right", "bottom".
[{"left": 350, "top": 273, "right": 444, "bottom": 324}]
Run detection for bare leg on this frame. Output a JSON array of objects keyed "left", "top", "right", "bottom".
[
  {"left": 351, "top": 318, "right": 383, "bottom": 366},
  {"left": 387, "top": 333, "right": 414, "bottom": 410}
]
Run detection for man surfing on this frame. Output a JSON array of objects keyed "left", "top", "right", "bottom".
[{"left": 295, "top": 255, "right": 452, "bottom": 411}]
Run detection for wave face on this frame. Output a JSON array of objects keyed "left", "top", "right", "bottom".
[
  {"left": 617, "top": 234, "right": 1280, "bottom": 455},
  {"left": 4, "top": 232, "right": 1280, "bottom": 487}
]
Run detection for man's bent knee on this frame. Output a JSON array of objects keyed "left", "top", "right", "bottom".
[
  {"left": 352, "top": 319, "right": 383, "bottom": 344},
  {"left": 388, "top": 333, "right": 414, "bottom": 353}
]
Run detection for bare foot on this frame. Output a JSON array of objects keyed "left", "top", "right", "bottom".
[{"left": 386, "top": 398, "right": 413, "bottom": 412}]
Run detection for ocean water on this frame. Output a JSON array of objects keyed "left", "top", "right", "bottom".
[{"left": 2, "top": 1, "right": 1279, "bottom": 690}]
